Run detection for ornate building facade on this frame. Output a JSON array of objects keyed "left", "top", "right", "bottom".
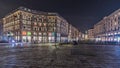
[
  {"left": 2, "top": 7, "right": 81, "bottom": 43},
  {"left": 92, "top": 9, "right": 120, "bottom": 42}
]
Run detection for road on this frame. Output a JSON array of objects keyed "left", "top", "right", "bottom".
[{"left": 0, "top": 44, "right": 120, "bottom": 68}]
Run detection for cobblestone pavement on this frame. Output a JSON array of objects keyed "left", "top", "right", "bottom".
[{"left": 0, "top": 44, "right": 120, "bottom": 68}]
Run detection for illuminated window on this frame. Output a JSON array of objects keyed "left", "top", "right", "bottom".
[
  {"left": 49, "top": 33, "right": 52, "bottom": 36},
  {"left": 39, "top": 23, "right": 42, "bottom": 26},
  {"left": 34, "top": 22, "right": 37, "bottom": 25},
  {"left": 48, "top": 27, "right": 54, "bottom": 31},
  {"left": 44, "top": 23, "right": 46, "bottom": 26},
  {"left": 33, "top": 32, "right": 37, "bottom": 35},
  {"left": 22, "top": 31, "right": 26, "bottom": 35},
  {"left": 39, "top": 32, "right": 42, "bottom": 35},
  {"left": 27, "top": 32, "right": 31, "bottom": 36}
]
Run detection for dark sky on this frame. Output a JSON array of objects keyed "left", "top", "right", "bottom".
[{"left": 0, "top": 0, "right": 120, "bottom": 32}]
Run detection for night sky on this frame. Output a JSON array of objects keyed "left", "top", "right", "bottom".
[{"left": 0, "top": 0, "right": 120, "bottom": 33}]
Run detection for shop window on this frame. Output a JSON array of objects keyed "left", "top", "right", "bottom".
[
  {"left": 22, "top": 31, "right": 26, "bottom": 35},
  {"left": 27, "top": 32, "right": 31, "bottom": 36}
]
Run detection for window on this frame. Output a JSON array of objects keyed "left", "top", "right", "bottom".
[
  {"left": 39, "top": 32, "right": 42, "bottom": 35},
  {"left": 15, "top": 25, "right": 20, "bottom": 30},
  {"left": 22, "top": 20, "right": 26, "bottom": 24},
  {"left": 22, "top": 31, "right": 26, "bottom": 35},
  {"left": 43, "top": 23, "right": 47, "bottom": 26},
  {"left": 39, "top": 28, "right": 41, "bottom": 31},
  {"left": 33, "top": 27, "right": 38, "bottom": 31},
  {"left": 39, "top": 23, "right": 42, "bottom": 26},
  {"left": 23, "top": 26, "right": 26, "bottom": 29},
  {"left": 34, "top": 22, "right": 37, "bottom": 25},
  {"left": 33, "top": 32, "right": 37, "bottom": 35},
  {"left": 28, "top": 21, "right": 31, "bottom": 25}
]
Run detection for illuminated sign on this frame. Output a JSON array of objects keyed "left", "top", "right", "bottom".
[
  {"left": 22, "top": 31, "right": 26, "bottom": 35},
  {"left": 34, "top": 23, "right": 37, "bottom": 25},
  {"left": 27, "top": 32, "right": 31, "bottom": 36}
]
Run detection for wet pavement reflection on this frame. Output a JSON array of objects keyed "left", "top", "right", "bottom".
[{"left": 0, "top": 43, "right": 120, "bottom": 68}]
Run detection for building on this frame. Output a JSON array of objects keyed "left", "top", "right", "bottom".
[
  {"left": 88, "top": 28, "right": 94, "bottom": 40},
  {"left": 2, "top": 7, "right": 81, "bottom": 43},
  {"left": 0, "top": 19, "right": 3, "bottom": 40},
  {"left": 93, "top": 9, "right": 120, "bottom": 42},
  {"left": 68, "top": 24, "right": 80, "bottom": 41},
  {"left": 78, "top": 32, "right": 83, "bottom": 40}
]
